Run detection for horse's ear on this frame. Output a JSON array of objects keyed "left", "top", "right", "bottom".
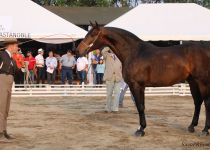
[
  {"left": 95, "top": 21, "right": 99, "bottom": 28},
  {"left": 89, "top": 21, "right": 94, "bottom": 27}
]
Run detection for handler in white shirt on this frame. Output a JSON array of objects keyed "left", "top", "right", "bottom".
[
  {"left": 76, "top": 56, "right": 88, "bottom": 84},
  {"left": 35, "top": 48, "right": 45, "bottom": 84}
]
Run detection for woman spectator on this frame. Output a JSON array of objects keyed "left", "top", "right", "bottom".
[
  {"left": 46, "top": 51, "right": 57, "bottom": 84},
  {"left": 96, "top": 58, "right": 105, "bottom": 84}
]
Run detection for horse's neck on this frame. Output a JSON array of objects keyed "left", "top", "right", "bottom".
[{"left": 103, "top": 28, "right": 141, "bottom": 63}]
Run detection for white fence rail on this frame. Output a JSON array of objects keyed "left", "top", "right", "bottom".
[{"left": 12, "top": 84, "right": 191, "bottom": 97}]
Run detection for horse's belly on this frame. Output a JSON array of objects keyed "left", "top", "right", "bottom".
[{"left": 146, "top": 65, "right": 189, "bottom": 87}]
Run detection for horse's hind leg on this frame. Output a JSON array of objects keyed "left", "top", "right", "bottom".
[
  {"left": 197, "top": 82, "right": 209, "bottom": 136},
  {"left": 187, "top": 77, "right": 203, "bottom": 133},
  {"left": 201, "top": 87, "right": 210, "bottom": 136}
]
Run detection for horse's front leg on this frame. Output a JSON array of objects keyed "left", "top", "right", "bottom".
[{"left": 129, "top": 82, "right": 146, "bottom": 137}]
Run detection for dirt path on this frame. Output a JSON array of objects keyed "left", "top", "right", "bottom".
[{"left": 1, "top": 96, "right": 210, "bottom": 150}]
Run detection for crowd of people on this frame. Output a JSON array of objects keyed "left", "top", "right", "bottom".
[{"left": 12, "top": 48, "right": 105, "bottom": 85}]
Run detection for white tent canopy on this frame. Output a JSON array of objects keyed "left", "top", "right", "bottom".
[
  {"left": 107, "top": 3, "right": 210, "bottom": 41},
  {"left": 0, "top": 0, "right": 87, "bottom": 44}
]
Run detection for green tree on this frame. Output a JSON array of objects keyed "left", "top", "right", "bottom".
[
  {"left": 32, "top": 0, "right": 210, "bottom": 8},
  {"left": 32, "top": 0, "right": 115, "bottom": 6},
  {"left": 77, "top": 0, "right": 110, "bottom": 6},
  {"left": 203, "top": 0, "right": 210, "bottom": 7}
]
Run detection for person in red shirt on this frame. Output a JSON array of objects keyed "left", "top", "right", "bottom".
[
  {"left": 24, "top": 51, "right": 36, "bottom": 84},
  {"left": 12, "top": 49, "right": 25, "bottom": 84}
]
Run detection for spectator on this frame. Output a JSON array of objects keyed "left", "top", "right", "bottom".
[
  {"left": 24, "top": 51, "right": 36, "bottom": 84},
  {"left": 12, "top": 48, "right": 25, "bottom": 84},
  {"left": 60, "top": 50, "right": 76, "bottom": 84},
  {"left": 96, "top": 58, "right": 105, "bottom": 84},
  {"left": 91, "top": 49, "right": 103, "bottom": 84},
  {"left": 76, "top": 56, "right": 88, "bottom": 84},
  {"left": 35, "top": 48, "right": 45, "bottom": 84},
  {"left": 46, "top": 51, "right": 57, "bottom": 84},
  {"left": 102, "top": 47, "right": 123, "bottom": 113},
  {"left": 54, "top": 53, "right": 61, "bottom": 81},
  {"left": 118, "top": 82, "right": 135, "bottom": 108}
]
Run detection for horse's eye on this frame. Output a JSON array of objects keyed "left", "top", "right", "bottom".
[{"left": 90, "top": 34, "right": 95, "bottom": 37}]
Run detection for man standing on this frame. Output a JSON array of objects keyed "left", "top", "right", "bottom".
[
  {"left": 12, "top": 48, "right": 25, "bottom": 84},
  {"left": 0, "top": 38, "right": 18, "bottom": 142},
  {"left": 35, "top": 48, "right": 45, "bottom": 84},
  {"left": 76, "top": 56, "right": 88, "bottom": 84},
  {"left": 60, "top": 50, "right": 76, "bottom": 84},
  {"left": 102, "top": 47, "right": 123, "bottom": 113},
  {"left": 46, "top": 51, "right": 57, "bottom": 84}
]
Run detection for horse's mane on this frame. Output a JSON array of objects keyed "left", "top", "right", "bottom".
[
  {"left": 104, "top": 27, "right": 142, "bottom": 41},
  {"left": 104, "top": 27, "right": 156, "bottom": 48}
]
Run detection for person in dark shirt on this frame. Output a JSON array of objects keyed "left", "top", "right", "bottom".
[
  {"left": 0, "top": 38, "right": 19, "bottom": 143},
  {"left": 91, "top": 49, "right": 103, "bottom": 84}
]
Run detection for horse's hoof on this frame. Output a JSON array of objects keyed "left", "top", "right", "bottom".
[
  {"left": 135, "top": 130, "right": 145, "bottom": 137},
  {"left": 199, "top": 131, "right": 209, "bottom": 137},
  {"left": 188, "top": 126, "right": 195, "bottom": 133}
]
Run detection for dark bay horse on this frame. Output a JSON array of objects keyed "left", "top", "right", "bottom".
[{"left": 76, "top": 22, "right": 210, "bottom": 137}]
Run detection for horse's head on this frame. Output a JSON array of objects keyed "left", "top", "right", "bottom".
[{"left": 76, "top": 21, "right": 104, "bottom": 56}]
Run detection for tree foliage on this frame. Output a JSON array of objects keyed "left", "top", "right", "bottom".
[{"left": 32, "top": 0, "right": 210, "bottom": 8}]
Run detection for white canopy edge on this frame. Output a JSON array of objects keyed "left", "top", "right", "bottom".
[
  {"left": 107, "top": 3, "right": 210, "bottom": 41},
  {"left": 0, "top": 0, "right": 87, "bottom": 44}
]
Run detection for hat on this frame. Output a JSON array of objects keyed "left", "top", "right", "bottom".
[
  {"left": 3, "top": 38, "right": 18, "bottom": 46},
  {"left": 38, "top": 48, "right": 44, "bottom": 53}
]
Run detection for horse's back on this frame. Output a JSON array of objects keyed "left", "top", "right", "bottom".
[{"left": 129, "top": 41, "right": 210, "bottom": 86}]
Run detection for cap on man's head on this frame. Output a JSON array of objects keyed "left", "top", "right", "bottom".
[
  {"left": 3, "top": 38, "right": 18, "bottom": 46},
  {"left": 38, "top": 48, "right": 44, "bottom": 53}
]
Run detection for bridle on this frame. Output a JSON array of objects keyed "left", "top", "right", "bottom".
[{"left": 80, "top": 31, "right": 102, "bottom": 52}]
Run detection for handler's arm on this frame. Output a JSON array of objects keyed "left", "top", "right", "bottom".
[{"left": 101, "top": 47, "right": 110, "bottom": 59}]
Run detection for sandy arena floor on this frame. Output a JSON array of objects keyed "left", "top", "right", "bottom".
[{"left": 1, "top": 96, "right": 210, "bottom": 150}]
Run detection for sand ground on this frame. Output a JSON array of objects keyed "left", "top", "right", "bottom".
[{"left": 1, "top": 96, "right": 210, "bottom": 150}]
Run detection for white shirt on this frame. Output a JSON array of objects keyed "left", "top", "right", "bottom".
[
  {"left": 35, "top": 54, "right": 44, "bottom": 67},
  {"left": 76, "top": 57, "right": 88, "bottom": 71},
  {"left": 45, "top": 57, "right": 57, "bottom": 68}
]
